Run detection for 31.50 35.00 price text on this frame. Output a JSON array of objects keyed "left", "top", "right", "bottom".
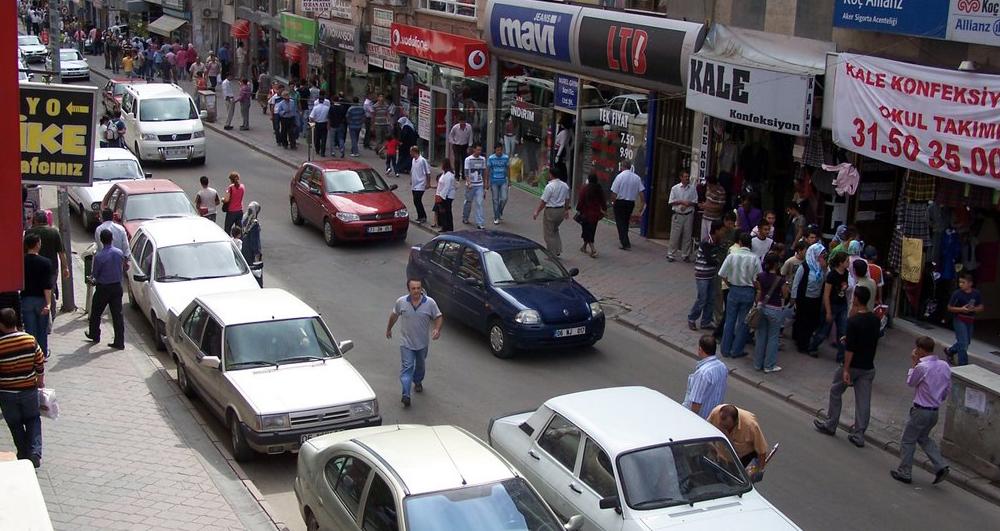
[{"left": 850, "top": 117, "right": 1000, "bottom": 180}]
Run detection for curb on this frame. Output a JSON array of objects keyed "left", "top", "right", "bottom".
[{"left": 613, "top": 311, "right": 1000, "bottom": 506}]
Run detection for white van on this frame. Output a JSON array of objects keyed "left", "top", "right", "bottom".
[{"left": 120, "top": 83, "right": 207, "bottom": 165}]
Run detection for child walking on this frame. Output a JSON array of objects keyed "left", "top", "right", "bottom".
[{"left": 384, "top": 133, "right": 400, "bottom": 176}]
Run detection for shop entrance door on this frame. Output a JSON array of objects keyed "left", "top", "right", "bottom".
[
  {"left": 649, "top": 145, "right": 687, "bottom": 239},
  {"left": 431, "top": 88, "right": 449, "bottom": 166}
]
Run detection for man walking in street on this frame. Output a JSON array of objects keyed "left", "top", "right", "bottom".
[
  {"left": 94, "top": 209, "right": 130, "bottom": 258},
  {"left": 372, "top": 94, "right": 391, "bottom": 149},
  {"left": 463, "top": 144, "right": 487, "bottom": 229},
  {"left": 708, "top": 404, "right": 769, "bottom": 471},
  {"left": 718, "top": 232, "right": 761, "bottom": 358},
  {"left": 667, "top": 171, "right": 698, "bottom": 262},
  {"left": 532, "top": 167, "right": 571, "bottom": 256},
  {"left": 86, "top": 230, "right": 126, "bottom": 350},
  {"left": 346, "top": 97, "right": 366, "bottom": 157},
  {"left": 688, "top": 220, "right": 725, "bottom": 331},
  {"left": 308, "top": 91, "right": 330, "bottom": 157},
  {"left": 21, "top": 233, "right": 52, "bottom": 360},
  {"left": 223, "top": 172, "right": 246, "bottom": 235},
  {"left": 0, "top": 308, "right": 46, "bottom": 468},
  {"left": 891, "top": 336, "right": 952, "bottom": 485},
  {"left": 410, "top": 146, "right": 431, "bottom": 224},
  {"left": 221, "top": 74, "right": 236, "bottom": 130},
  {"left": 26, "top": 211, "right": 69, "bottom": 319},
  {"left": 363, "top": 94, "right": 375, "bottom": 150},
  {"left": 237, "top": 77, "right": 252, "bottom": 130},
  {"left": 683, "top": 335, "right": 728, "bottom": 419},
  {"left": 329, "top": 95, "right": 348, "bottom": 158},
  {"left": 449, "top": 115, "right": 473, "bottom": 180},
  {"left": 385, "top": 279, "right": 443, "bottom": 407},
  {"left": 486, "top": 144, "right": 509, "bottom": 224},
  {"left": 814, "top": 286, "right": 880, "bottom": 447},
  {"left": 609, "top": 165, "right": 644, "bottom": 250},
  {"left": 195, "top": 176, "right": 220, "bottom": 221},
  {"left": 275, "top": 91, "right": 298, "bottom": 149}
]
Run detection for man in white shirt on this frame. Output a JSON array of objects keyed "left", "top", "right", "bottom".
[
  {"left": 532, "top": 170, "right": 571, "bottom": 256},
  {"left": 410, "top": 146, "right": 431, "bottom": 223},
  {"left": 435, "top": 162, "right": 457, "bottom": 232},
  {"left": 363, "top": 95, "right": 375, "bottom": 149},
  {"left": 667, "top": 171, "right": 698, "bottom": 262},
  {"left": 750, "top": 220, "right": 774, "bottom": 261},
  {"left": 609, "top": 165, "right": 645, "bottom": 250},
  {"left": 449, "top": 116, "right": 473, "bottom": 181},
  {"left": 463, "top": 145, "right": 487, "bottom": 229},
  {"left": 221, "top": 74, "right": 236, "bottom": 130},
  {"left": 195, "top": 176, "right": 220, "bottom": 221},
  {"left": 94, "top": 209, "right": 130, "bottom": 259},
  {"left": 718, "top": 233, "right": 762, "bottom": 358},
  {"left": 308, "top": 93, "right": 330, "bottom": 157}
]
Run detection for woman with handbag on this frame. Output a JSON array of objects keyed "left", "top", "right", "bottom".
[
  {"left": 576, "top": 173, "right": 606, "bottom": 258},
  {"left": 753, "top": 253, "right": 789, "bottom": 373}
]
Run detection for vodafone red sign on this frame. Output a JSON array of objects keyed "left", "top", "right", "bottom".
[{"left": 390, "top": 23, "right": 489, "bottom": 77}]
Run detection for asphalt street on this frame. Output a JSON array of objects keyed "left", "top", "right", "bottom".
[{"left": 66, "top": 127, "right": 1000, "bottom": 531}]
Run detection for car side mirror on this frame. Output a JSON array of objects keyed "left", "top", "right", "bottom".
[
  {"left": 199, "top": 110, "right": 208, "bottom": 120},
  {"left": 389, "top": 183, "right": 398, "bottom": 191},
  {"left": 338, "top": 340, "right": 354, "bottom": 354},
  {"left": 132, "top": 273, "right": 149, "bottom": 283},
  {"left": 569, "top": 267, "right": 580, "bottom": 277},
  {"left": 198, "top": 355, "right": 221, "bottom": 369},
  {"left": 309, "top": 186, "right": 322, "bottom": 196},
  {"left": 564, "top": 515, "right": 584, "bottom": 531},
  {"left": 599, "top": 496, "right": 622, "bottom": 513},
  {"left": 144, "top": 172, "right": 153, "bottom": 179}
]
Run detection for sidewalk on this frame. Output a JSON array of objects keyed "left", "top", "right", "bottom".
[{"left": 87, "top": 60, "right": 1000, "bottom": 502}]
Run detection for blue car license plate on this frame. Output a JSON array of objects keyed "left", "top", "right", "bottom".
[{"left": 554, "top": 326, "right": 586, "bottom": 338}]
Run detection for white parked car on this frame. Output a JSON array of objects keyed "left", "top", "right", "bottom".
[
  {"left": 295, "top": 424, "right": 582, "bottom": 531},
  {"left": 17, "top": 35, "right": 47, "bottom": 63},
  {"left": 120, "top": 83, "right": 207, "bottom": 165},
  {"left": 69, "top": 147, "right": 148, "bottom": 229},
  {"left": 127, "top": 217, "right": 261, "bottom": 350},
  {"left": 605, "top": 94, "right": 649, "bottom": 126},
  {"left": 18, "top": 58, "right": 32, "bottom": 82},
  {"left": 166, "top": 288, "right": 380, "bottom": 462},
  {"left": 45, "top": 48, "right": 90, "bottom": 81},
  {"left": 489, "top": 387, "right": 800, "bottom": 531}
]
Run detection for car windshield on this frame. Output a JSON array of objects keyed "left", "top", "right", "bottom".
[
  {"left": 636, "top": 98, "right": 649, "bottom": 114},
  {"left": 323, "top": 168, "right": 390, "bottom": 193},
  {"left": 113, "top": 83, "right": 130, "bottom": 95},
  {"left": 18, "top": 36, "right": 41, "bottom": 46},
  {"left": 483, "top": 247, "right": 569, "bottom": 284},
  {"left": 404, "top": 478, "right": 562, "bottom": 531},
  {"left": 154, "top": 241, "right": 248, "bottom": 282},
  {"left": 618, "top": 438, "right": 751, "bottom": 510},
  {"left": 59, "top": 50, "right": 82, "bottom": 61},
  {"left": 123, "top": 191, "right": 196, "bottom": 221},
  {"left": 94, "top": 159, "right": 143, "bottom": 181},
  {"left": 224, "top": 317, "right": 340, "bottom": 369},
  {"left": 139, "top": 97, "right": 198, "bottom": 122}
]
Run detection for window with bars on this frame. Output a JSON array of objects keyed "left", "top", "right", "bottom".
[{"left": 419, "top": 0, "right": 477, "bottom": 18}]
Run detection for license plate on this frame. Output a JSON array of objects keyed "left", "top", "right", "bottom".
[
  {"left": 301, "top": 430, "right": 337, "bottom": 444},
  {"left": 367, "top": 225, "right": 392, "bottom": 233},
  {"left": 164, "top": 147, "right": 188, "bottom": 158},
  {"left": 554, "top": 326, "right": 586, "bottom": 338}
]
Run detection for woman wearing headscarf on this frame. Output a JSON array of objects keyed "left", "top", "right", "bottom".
[
  {"left": 791, "top": 242, "right": 827, "bottom": 354},
  {"left": 241, "top": 202, "right": 263, "bottom": 287},
  {"left": 396, "top": 116, "right": 417, "bottom": 174}
]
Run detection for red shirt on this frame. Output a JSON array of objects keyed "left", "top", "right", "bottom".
[
  {"left": 385, "top": 138, "right": 401, "bottom": 156},
  {"left": 226, "top": 183, "right": 245, "bottom": 212}
]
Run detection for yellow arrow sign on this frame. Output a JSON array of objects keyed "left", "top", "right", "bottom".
[{"left": 66, "top": 103, "right": 90, "bottom": 115}]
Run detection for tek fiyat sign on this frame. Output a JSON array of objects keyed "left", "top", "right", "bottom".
[
  {"left": 686, "top": 57, "right": 815, "bottom": 136},
  {"left": 20, "top": 83, "right": 97, "bottom": 186},
  {"left": 832, "top": 53, "right": 1000, "bottom": 188}
]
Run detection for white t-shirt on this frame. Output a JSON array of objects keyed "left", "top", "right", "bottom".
[
  {"left": 465, "top": 155, "right": 487, "bottom": 186},
  {"left": 196, "top": 187, "right": 219, "bottom": 216},
  {"left": 610, "top": 169, "right": 644, "bottom": 201},
  {"left": 436, "top": 171, "right": 456, "bottom": 200},
  {"left": 541, "top": 179, "right": 571, "bottom": 207},
  {"left": 750, "top": 237, "right": 773, "bottom": 261},
  {"left": 411, "top": 156, "right": 430, "bottom": 191}
]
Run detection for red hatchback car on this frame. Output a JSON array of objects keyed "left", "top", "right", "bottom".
[
  {"left": 289, "top": 160, "right": 408, "bottom": 245},
  {"left": 101, "top": 179, "right": 198, "bottom": 238}
]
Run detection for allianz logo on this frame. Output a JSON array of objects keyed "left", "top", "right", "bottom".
[{"left": 498, "top": 17, "right": 559, "bottom": 56}]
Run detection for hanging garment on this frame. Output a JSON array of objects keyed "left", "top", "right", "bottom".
[
  {"left": 901, "top": 236, "right": 924, "bottom": 283},
  {"left": 939, "top": 228, "right": 961, "bottom": 280},
  {"left": 823, "top": 163, "right": 860, "bottom": 196}
]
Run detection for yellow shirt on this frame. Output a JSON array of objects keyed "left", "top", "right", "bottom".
[
  {"left": 122, "top": 56, "right": 133, "bottom": 72},
  {"left": 708, "top": 404, "right": 768, "bottom": 459}
]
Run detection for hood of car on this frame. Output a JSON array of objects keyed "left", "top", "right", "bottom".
[
  {"left": 635, "top": 494, "right": 799, "bottom": 531},
  {"left": 326, "top": 191, "right": 404, "bottom": 215},
  {"left": 495, "top": 280, "right": 593, "bottom": 324},
  {"left": 19, "top": 44, "right": 46, "bottom": 53},
  {"left": 154, "top": 274, "right": 260, "bottom": 316},
  {"left": 137, "top": 120, "right": 203, "bottom": 135},
  {"left": 225, "top": 358, "right": 376, "bottom": 415},
  {"left": 59, "top": 59, "right": 89, "bottom": 70}
]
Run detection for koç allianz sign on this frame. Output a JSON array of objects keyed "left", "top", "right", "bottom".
[{"left": 833, "top": 0, "right": 1000, "bottom": 46}]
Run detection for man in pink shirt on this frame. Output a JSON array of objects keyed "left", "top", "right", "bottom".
[
  {"left": 223, "top": 172, "right": 246, "bottom": 234},
  {"left": 175, "top": 47, "right": 188, "bottom": 81},
  {"left": 891, "top": 336, "right": 951, "bottom": 485}
]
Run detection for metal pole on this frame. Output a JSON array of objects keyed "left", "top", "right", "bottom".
[
  {"left": 48, "top": 4, "right": 61, "bottom": 83},
  {"left": 48, "top": 5, "right": 77, "bottom": 312}
]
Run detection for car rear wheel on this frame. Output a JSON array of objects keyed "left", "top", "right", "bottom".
[
  {"left": 289, "top": 200, "right": 304, "bottom": 225},
  {"left": 127, "top": 281, "right": 138, "bottom": 310},
  {"left": 176, "top": 358, "right": 195, "bottom": 398},
  {"left": 304, "top": 510, "right": 320, "bottom": 531},
  {"left": 133, "top": 142, "right": 144, "bottom": 162},
  {"left": 489, "top": 319, "right": 516, "bottom": 359},
  {"left": 151, "top": 312, "right": 166, "bottom": 351},
  {"left": 228, "top": 412, "right": 255, "bottom": 462},
  {"left": 323, "top": 218, "right": 338, "bottom": 247}
]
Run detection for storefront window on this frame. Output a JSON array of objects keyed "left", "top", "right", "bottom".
[
  {"left": 497, "top": 67, "right": 557, "bottom": 194},
  {"left": 420, "top": 0, "right": 476, "bottom": 18}
]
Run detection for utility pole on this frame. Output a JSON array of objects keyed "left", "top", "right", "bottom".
[{"left": 48, "top": 2, "right": 77, "bottom": 312}]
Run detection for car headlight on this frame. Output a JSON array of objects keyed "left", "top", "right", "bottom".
[
  {"left": 350, "top": 400, "right": 378, "bottom": 418},
  {"left": 393, "top": 208, "right": 408, "bottom": 218},
  {"left": 91, "top": 202, "right": 101, "bottom": 212},
  {"left": 192, "top": 131, "right": 205, "bottom": 139},
  {"left": 590, "top": 302, "right": 604, "bottom": 318},
  {"left": 141, "top": 133, "right": 158, "bottom": 141},
  {"left": 259, "top": 413, "right": 290, "bottom": 432},
  {"left": 335, "top": 211, "right": 359, "bottom": 222},
  {"left": 514, "top": 309, "right": 542, "bottom": 325}
]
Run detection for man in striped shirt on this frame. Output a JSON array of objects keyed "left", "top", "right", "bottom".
[
  {"left": 683, "top": 335, "right": 728, "bottom": 419},
  {"left": 0, "top": 308, "right": 46, "bottom": 468}
]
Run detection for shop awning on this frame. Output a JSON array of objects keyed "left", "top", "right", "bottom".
[
  {"left": 231, "top": 19, "right": 251, "bottom": 39},
  {"left": 147, "top": 15, "right": 188, "bottom": 37},
  {"left": 283, "top": 42, "right": 305, "bottom": 62},
  {"left": 692, "top": 24, "right": 834, "bottom": 76}
]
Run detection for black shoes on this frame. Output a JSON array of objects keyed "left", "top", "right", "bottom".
[
  {"left": 890, "top": 470, "right": 912, "bottom": 484},
  {"left": 29, "top": 454, "right": 41, "bottom": 468},
  {"left": 813, "top": 419, "right": 836, "bottom": 436},
  {"left": 107, "top": 343, "right": 125, "bottom": 350},
  {"left": 84, "top": 333, "right": 99, "bottom": 343},
  {"left": 934, "top": 466, "right": 950, "bottom": 484},
  {"left": 414, "top": 383, "right": 423, "bottom": 393},
  {"left": 688, "top": 321, "right": 697, "bottom": 331},
  {"left": 848, "top": 434, "right": 865, "bottom": 448},
  {"left": 401, "top": 395, "right": 411, "bottom": 407}
]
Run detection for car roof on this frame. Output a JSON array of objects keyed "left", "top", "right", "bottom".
[
  {"left": 93, "top": 147, "right": 139, "bottom": 162},
  {"left": 115, "top": 178, "right": 182, "bottom": 194},
  {"left": 355, "top": 425, "right": 517, "bottom": 495},
  {"left": 433, "top": 230, "right": 539, "bottom": 252},
  {"left": 138, "top": 216, "right": 230, "bottom": 247},
  {"left": 307, "top": 159, "right": 374, "bottom": 172},
  {"left": 125, "top": 83, "right": 188, "bottom": 98},
  {"left": 194, "top": 289, "right": 318, "bottom": 326},
  {"left": 544, "top": 386, "right": 723, "bottom": 457}
]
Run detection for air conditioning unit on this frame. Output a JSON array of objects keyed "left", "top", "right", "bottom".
[{"left": 203, "top": 8, "right": 219, "bottom": 18}]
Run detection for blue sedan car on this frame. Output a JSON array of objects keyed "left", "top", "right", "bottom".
[{"left": 406, "top": 231, "right": 605, "bottom": 358}]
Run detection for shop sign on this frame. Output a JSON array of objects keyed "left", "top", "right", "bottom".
[
  {"left": 281, "top": 12, "right": 317, "bottom": 46},
  {"left": 346, "top": 52, "right": 368, "bottom": 73},
  {"left": 19, "top": 83, "right": 97, "bottom": 186},
  {"left": 367, "top": 43, "right": 400, "bottom": 72},
  {"left": 510, "top": 99, "right": 541, "bottom": 125},
  {"left": 832, "top": 53, "right": 1000, "bottom": 188},
  {"left": 947, "top": 0, "right": 1000, "bottom": 46},
  {"left": 832, "top": 0, "right": 949, "bottom": 39},
  {"left": 371, "top": 25, "right": 391, "bottom": 46},
  {"left": 418, "top": 88, "right": 432, "bottom": 141},
  {"left": 488, "top": 0, "right": 574, "bottom": 63},
  {"left": 390, "top": 23, "right": 490, "bottom": 77},
  {"left": 302, "top": 0, "right": 332, "bottom": 12},
  {"left": 373, "top": 7, "right": 394, "bottom": 27},
  {"left": 308, "top": 51, "right": 323, "bottom": 66},
  {"left": 318, "top": 19, "right": 359, "bottom": 52},
  {"left": 686, "top": 57, "right": 814, "bottom": 136},
  {"left": 303, "top": 0, "right": 351, "bottom": 21},
  {"left": 554, "top": 75, "right": 578, "bottom": 112}
]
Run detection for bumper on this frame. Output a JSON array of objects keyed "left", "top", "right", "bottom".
[
  {"left": 508, "top": 316, "right": 606, "bottom": 350},
  {"left": 242, "top": 415, "right": 382, "bottom": 454},
  {"left": 61, "top": 70, "right": 90, "bottom": 79},
  {"left": 136, "top": 139, "right": 207, "bottom": 162},
  {"left": 335, "top": 219, "right": 408, "bottom": 241},
  {"left": 23, "top": 53, "right": 47, "bottom": 63}
]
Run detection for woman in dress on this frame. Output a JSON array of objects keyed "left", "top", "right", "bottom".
[{"left": 576, "top": 173, "right": 606, "bottom": 258}]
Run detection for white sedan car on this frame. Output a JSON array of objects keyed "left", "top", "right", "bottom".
[
  {"left": 489, "top": 387, "right": 800, "bottom": 531},
  {"left": 127, "top": 217, "right": 261, "bottom": 350},
  {"left": 46, "top": 48, "right": 90, "bottom": 81},
  {"left": 295, "top": 424, "right": 582, "bottom": 531},
  {"left": 17, "top": 35, "right": 47, "bottom": 63},
  {"left": 605, "top": 94, "right": 648, "bottom": 126},
  {"left": 69, "top": 147, "right": 147, "bottom": 229}
]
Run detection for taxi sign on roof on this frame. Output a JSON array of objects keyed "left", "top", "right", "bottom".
[{"left": 19, "top": 82, "right": 97, "bottom": 186}]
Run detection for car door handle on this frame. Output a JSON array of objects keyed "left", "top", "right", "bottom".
[
  {"left": 528, "top": 450, "right": 540, "bottom": 460},
  {"left": 569, "top": 483, "right": 582, "bottom": 494}
]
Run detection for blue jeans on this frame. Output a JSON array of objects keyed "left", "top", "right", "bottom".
[
  {"left": 400, "top": 346, "right": 428, "bottom": 398},
  {"left": 21, "top": 296, "right": 48, "bottom": 357},
  {"left": 0, "top": 389, "right": 43, "bottom": 460},
  {"left": 754, "top": 306, "right": 784, "bottom": 370},
  {"left": 332, "top": 125, "right": 347, "bottom": 156},
  {"left": 490, "top": 182, "right": 508, "bottom": 221},
  {"left": 949, "top": 318, "right": 973, "bottom": 366},
  {"left": 687, "top": 278, "right": 715, "bottom": 326},
  {"left": 721, "top": 286, "right": 755, "bottom": 357},
  {"left": 463, "top": 185, "right": 485, "bottom": 226},
  {"left": 349, "top": 127, "right": 361, "bottom": 155},
  {"left": 810, "top": 302, "right": 848, "bottom": 362}
]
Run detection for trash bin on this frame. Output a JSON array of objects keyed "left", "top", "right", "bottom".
[
  {"left": 82, "top": 244, "right": 96, "bottom": 314},
  {"left": 197, "top": 90, "right": 217, "bottom": 123}
]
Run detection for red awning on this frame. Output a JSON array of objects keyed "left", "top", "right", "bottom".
[
  {"left": 230, "top": 19, "right": 250, "bottom": 39},
  {"left": 283, "top": 42, "right": 305, "bottom": 62}
]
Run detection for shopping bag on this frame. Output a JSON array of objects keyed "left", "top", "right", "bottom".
[{"left": 38, "top": 388, "right": 59, "bottom": 420}]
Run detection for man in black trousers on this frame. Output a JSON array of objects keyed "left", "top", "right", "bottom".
[{"left": 86, "top": 230, "right": 126, "bottom": 350}]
